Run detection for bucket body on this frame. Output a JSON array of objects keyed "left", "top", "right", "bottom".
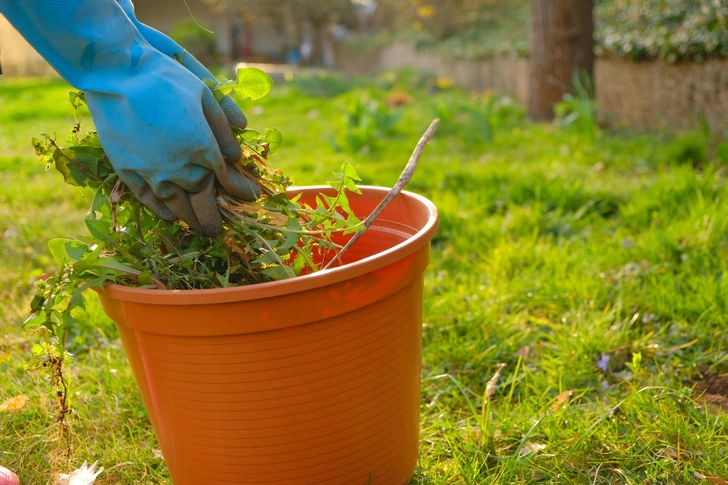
[{"left": 96, "top": 186, "right": 438, "bottom": 485}]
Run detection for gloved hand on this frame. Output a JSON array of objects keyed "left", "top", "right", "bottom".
[{"left": 0, "top": 0, "right": 259, "bottom": 236}]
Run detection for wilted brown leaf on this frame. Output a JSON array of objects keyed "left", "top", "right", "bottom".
[
  {"left": 260, "top": 211, "right": 289, "bottom": 227},
  {"left": 665, "top": 447, "right": 679, "bottom": 461},
  {"left": 485, "top": 363, "right": 506, "bottom": 402},
  {"left": 695, "top": 472, "right": 728, "bottom": 484},
  {"left": 550, "top": 390, "right": 573, "bottom": 411},
  {"left": 0, "top": 395, "right": 28, "bottom": 412}
]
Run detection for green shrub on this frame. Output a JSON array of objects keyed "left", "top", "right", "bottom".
[
  {"left": 596, "top": 0, "right": 728, "bottom": 62},
  {"left": 664, "top": 133, "right": 709, "bottom": 167},
  {"left": 716, "top": 141, "right": 728, "bottom": 163},
  {"left": 431, "top": 91, "right": 524, "bottom": 143},
  {"left": 329, "top": 93, "right": 403, "bottom": 153},
  {"left": 289, "top": 71, "right": 360, "bottom": 98},
  {"left": 554, "top": 71, "right": 599, "bottom": 142},
  {"left": 373, "top": 67, "right": 436, "bottom": 92}
]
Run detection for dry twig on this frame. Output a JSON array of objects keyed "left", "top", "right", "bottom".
[{"left": 323, "top": 118, "right": 440, "bottom": 269}]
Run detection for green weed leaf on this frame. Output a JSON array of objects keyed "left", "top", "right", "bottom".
[
  {"left": 233, "top": 67, "right": 274, "bottom": 101},
  {"left": 262, "top": 265, "right": 296, "bottom": 280},
  {"left": 241, "top": 129, "right": 261, "bottom": 143},
  {"left": 48, "top": 239, "right": 89, "bottom": 267},
  {"left": 85, "top": 219, "right": 111, "bottom": 241},
  {"left": 138, "top": 271, "right": 155, "bottom": 287},
  {"left": 262, "top": 128, "right": 284, "bottom": 154},
  {"left": 23, "top": 314, "right": 46, "bottom": 330}
]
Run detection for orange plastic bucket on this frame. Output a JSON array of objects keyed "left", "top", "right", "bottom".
[{"left": 96, "top": 186, "right": 438, "bottom": 485}]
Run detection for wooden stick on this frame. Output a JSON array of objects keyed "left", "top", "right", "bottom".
[{"left": 323, "top": 118, "right": 440, "bottom": 270}]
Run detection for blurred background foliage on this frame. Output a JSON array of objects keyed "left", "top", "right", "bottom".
[
  {"left": 362, "top": 0, "right": 728, "bottom": 63},
  {"left": 169, "top": 18, "right": 217, "bottom": 65}
]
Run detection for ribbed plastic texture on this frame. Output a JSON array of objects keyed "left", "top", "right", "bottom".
[{"left": 96, "top": 186, "right": 438, "bottom": 485}]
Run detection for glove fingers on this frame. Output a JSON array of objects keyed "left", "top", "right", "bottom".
[
  {"left": 155, "top": 181, "right": 209, "bottom": 236},
  {"left": 219, "top": 166, "right": 261, "bottom": 202},
  {"left": 201, "top": 89, "right": 243, "bottom": 164},
  {"left": 220, "top": 95, "right": 248, "bottom": 130},
  {"left": 188, "top": 174, "right": 224, "bottom": 237},
  {"left": 121, "top": 171, "right": 224, "bottom": 236},
  {"left": 122, "top": 172, "right": 176, "bottom": 221}
]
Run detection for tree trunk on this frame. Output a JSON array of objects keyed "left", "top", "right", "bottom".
[
  {"left": 528, "top": 0, "right": 594, "bottom": 121},
  {"left": 310, "top": 19, "right": 325, "bottom": 66}
]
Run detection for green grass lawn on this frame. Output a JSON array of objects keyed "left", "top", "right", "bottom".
[{"left": 2, "top": 72, "right": 728, "bottom": 484}]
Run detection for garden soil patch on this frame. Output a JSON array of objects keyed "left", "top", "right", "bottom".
[{"left": 692, "top": 372, "right": 728, "bottom": 414}]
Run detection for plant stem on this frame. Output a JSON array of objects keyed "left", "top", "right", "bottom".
[
  {"left": 221, "top": 207, "right": 354, "bottom": 238},
  {"left": 323, "top": 118, "right": 439, "bottom": 270}
]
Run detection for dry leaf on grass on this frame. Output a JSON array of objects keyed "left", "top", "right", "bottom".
[
  {"left": 0, "top": 395, "right": 28, "bottom": 412},
  {"left": 550, "top": 390, "right": 573, "bottom": 411},
  {"left": 663, "top": 446, "right": 693, "bottom": 462},
  {"left": 695, "top": 472, "right": 728, "bottom": 484},
  {"left": 664, "top": 447, "right": 679, "bottom": 461},
  {"left": 513, "top": 346, "right": 530, "bottom": 359},
  {"left": 152, "top": 449, "right": 164, "bottom": 460},
  {"left": 519, "top": 441, "right": 547, "bottom": 457},
  {"left": 485, "top": 363, "right": 506, "bottom": 402}
]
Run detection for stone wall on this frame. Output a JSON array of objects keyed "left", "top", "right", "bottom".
[
  {"left": 596, "top": 59, "right": 728, "bottom": 132},
  {"left": 337, "top": 42, "right": 728, "bottom": 132}
]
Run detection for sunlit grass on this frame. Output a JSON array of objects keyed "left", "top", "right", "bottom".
[{"left": 1, "top": 74, "right": 727, "bottom": 484}]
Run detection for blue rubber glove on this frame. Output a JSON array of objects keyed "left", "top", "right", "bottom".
[{"left": 0, "top": 0, "right": 259, "bottom": 236}]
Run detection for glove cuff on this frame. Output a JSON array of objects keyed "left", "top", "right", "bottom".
[
  {"left": 1, "top": 0, "right": 161, "bottom": 92},
  {"left": 0, "top": 0, "right": 69, "bottom": 30}
]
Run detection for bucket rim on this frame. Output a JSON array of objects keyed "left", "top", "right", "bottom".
[{"left": 98, "top": 185, "right": 438, "bottom": 305}]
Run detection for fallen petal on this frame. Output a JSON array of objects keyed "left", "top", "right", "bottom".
[
  {"left": 0, "top": 395, "right": 29, "bottom": 413},
  {"left": 0, "top": 466, "right": 20, "bottom": 485},
  {"left": 55, "top": 461, "right": 103, "bottom": 485}
]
